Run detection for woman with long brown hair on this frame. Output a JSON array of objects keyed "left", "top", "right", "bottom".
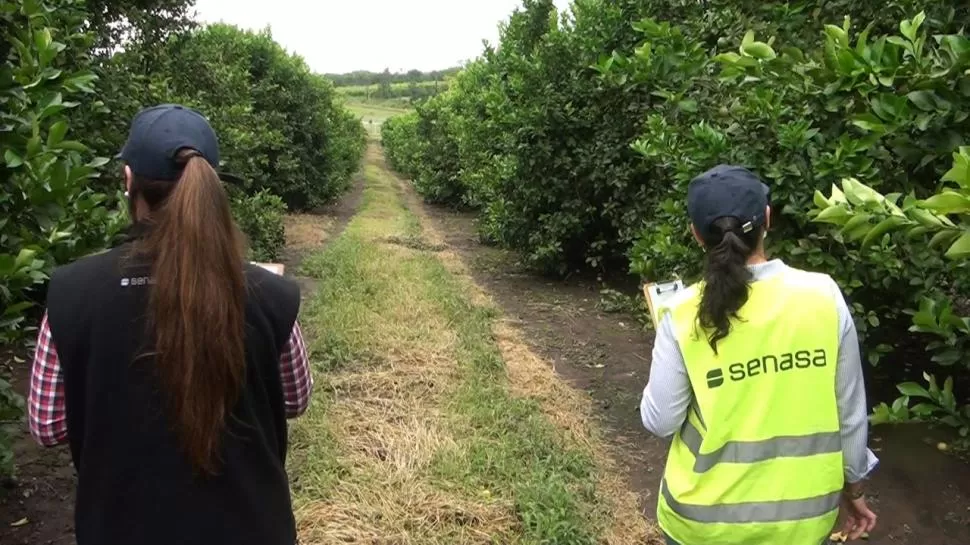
[{"left": 28, "top": 104, "right": 312, "bottom": 545}]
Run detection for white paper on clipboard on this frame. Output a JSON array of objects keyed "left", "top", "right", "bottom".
[
  {"left": 252, "top": 262, "right": 285, "bottom": 276},
  {"left": 642, "top": 279, "right": 685, "bottom": 328}
]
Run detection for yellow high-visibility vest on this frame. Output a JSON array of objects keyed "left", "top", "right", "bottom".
[{"left": 657, "top": 267, "right": 843, "bottom": 545}]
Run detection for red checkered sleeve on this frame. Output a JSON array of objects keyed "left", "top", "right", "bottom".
[
  {"left": 29, "top": 311, "right": 69, "bottom": 447},
  {"left": 279, "top": 321, "right": 312, "bottom": 418}
]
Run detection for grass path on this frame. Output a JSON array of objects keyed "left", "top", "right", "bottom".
[{"left": 285, "top": 145, "right": 655, "bottom": 545}]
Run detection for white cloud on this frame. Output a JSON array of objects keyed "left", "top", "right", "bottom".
[{"left": 192, "top": 0, "right": 571, "bottom": 74}]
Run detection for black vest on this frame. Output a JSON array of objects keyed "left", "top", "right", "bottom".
[{"left": 46, "top": 232, "right": 301, "bottom": 545}]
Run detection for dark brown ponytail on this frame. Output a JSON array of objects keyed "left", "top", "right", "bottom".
[
  {"left": 130, "top": 148, "right": 246, "bottom": 475},
  {"left": 697, "top": 216, "right": 762, "bottom": 354}
]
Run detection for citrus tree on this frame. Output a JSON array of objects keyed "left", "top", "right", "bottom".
[
  {"left": 1, "top": 0, "right": 128, "bottom": 476},
  {"left": 813, "top": 148, "right": 970, "bottom": 444}
]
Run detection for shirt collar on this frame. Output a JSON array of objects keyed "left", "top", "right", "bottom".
[{"left": 748, "top": 259, "right": 787, "bottom": 281}]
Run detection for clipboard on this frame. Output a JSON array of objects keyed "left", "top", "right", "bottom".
[
  {"left": 642, "top": 279, "right": 685, "bottom": 328},
  {"left": 252, "top": 262, "right": 285, "bottom": 275}
]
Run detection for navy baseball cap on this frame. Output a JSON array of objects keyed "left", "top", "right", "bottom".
[
  {"left": 118, "top": 104, "right": 241, "bottom": 184},
  {"left": 687, "top": 165, "right": 770, "bottom": 240}
]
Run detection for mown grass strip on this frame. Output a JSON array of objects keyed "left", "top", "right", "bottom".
[{"left": 287, "top": 149, "right": 642, "bottom": 544}]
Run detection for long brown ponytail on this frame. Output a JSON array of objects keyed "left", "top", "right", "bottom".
[{"left": 130, "top": 148, "right": 246, "bottom": 475}]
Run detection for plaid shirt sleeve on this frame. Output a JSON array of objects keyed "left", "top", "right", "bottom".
[
  {"left": 279, "top": 320, "right": 312, "bottom": 418},
  {"left": 29, "top": 311, "right": 69, "bottom": 447}
]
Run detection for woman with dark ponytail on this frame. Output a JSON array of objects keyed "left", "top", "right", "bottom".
[
  {"left": 640, "top": 165, "right": 878, "bottom": 545},
  {"left": 28, "top": 104, "right": 311, "bottom": 545}
]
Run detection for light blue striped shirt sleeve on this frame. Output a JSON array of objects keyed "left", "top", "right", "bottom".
[{"left": 639, "top": 260, "right": 879, "bottom": 482}]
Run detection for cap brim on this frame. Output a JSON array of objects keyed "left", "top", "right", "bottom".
[{"left": 218, "top": 171, "right": 245, "bottom": 186}]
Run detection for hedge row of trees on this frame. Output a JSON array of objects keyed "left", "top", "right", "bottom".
[
  {"left": 382, "top": 0, "right": 970, "bottom": 443},
  {"left": 0, "top": 0, "right": 365, "bottom": 475}
]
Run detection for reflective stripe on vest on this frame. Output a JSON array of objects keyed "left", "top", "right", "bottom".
[
  {"left": 661, "top": 479, "right": 842, "bottom": 523},
  {"left": 680, "top": 419, "right": 842, "bottom": 473},
  {"left": 656, "top": 267, "right": 844, "bottom": 545}
]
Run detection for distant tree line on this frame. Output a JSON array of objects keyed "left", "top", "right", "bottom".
[{"left": 326, "top": 67, "right": 461, "bottom": 88}]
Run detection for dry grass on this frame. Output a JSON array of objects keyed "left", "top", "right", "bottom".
[
  {"left": 399, "top": 171, "right": 656, "bottom": 545},
  {"left": 285, "top": 214, "right": 336, "bottom": 252},
  {"left": 288, "top": 144, "right": 657, "bottom": 545}
]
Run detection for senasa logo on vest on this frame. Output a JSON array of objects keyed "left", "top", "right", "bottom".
[
  {"left": 706, "top": 349, "right": 828, "bottom": 389},
  {"left": 120, "top": 276, "right": 154, "bottom": 287}
]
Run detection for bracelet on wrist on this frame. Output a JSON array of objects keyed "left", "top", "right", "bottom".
[{"left": 844, "top": 487, "right": 865, "bottom": 500}]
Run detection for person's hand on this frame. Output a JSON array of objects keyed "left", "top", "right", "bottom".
[{"left": 837, "top": 485, "right": 877, "bottom": 541}]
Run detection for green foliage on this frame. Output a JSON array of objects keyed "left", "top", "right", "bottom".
[
  {"left": 0, "top": 373, "right": 26, "bottom": 477},
  {"left": 231, "top": 190, "right": 287, "bottom": 262},
  {"left": 381, "top": 97, "right": 463, "bottom": 206},
  {"left": 814, "top": 149, "right": 970, "bottom": 446},
  {"left": 120, "top": 24, "right": 366, "bottom": 210},
  {"left": 1, "top": 0, "right": 127, "bottom": 338},
  {"left": 0, "top": 0, "right": 129, "bottom": 477},
  {"left": 872, "top": 373, "right": 970, "bottom": 447}
]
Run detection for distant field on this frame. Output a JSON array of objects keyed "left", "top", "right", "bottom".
[{"left": 345, "top": 100, "right": 410, "bottom": 137}]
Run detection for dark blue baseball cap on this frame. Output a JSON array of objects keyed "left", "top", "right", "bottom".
[
  {"left": 687, "top": 164, "right": 770, "bottom": 240},
  {"left": 118, "top": 104, "right": 240, "bottom": 184}
]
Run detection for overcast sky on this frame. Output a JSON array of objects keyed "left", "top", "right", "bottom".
[{"left": 192, "top": 0, "right": 572, "bottom": 75}]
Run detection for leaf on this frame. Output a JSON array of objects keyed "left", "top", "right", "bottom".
[
  {"left": 14, "top": 249, "right": 37, "bottom": 269},
  {"left": 897, "top": 382, "right": 931, "bottom": 399},
  {"left": 929, "top": 230, "right": 959, "bottom": 250},
  {"left": 63, "top": 72, "right": 98, "bottom": 93},
  {"left": 907, "top": 91, "right": 938, "bottom": 111},
  {"left": 921, "top": 191, "right": 970, "bottom": 214},
  {"left": 33, "top": 27, "right": 52, "bottom": 53},
  {"left": 47, "top": 120, "right": 68, "bottom": 147},
  {"left": 743, "top": 42, "right": 776, "bottom": 60},
  {"left": 900, "top": 12, "right": 925, "bottom": 42},
  {"left": 842, "top": 212, "right": 872, "bottom": 233},
  {"left": 813, "top": 190, "right": 831, "bottom": 209},
  {"left": 54, "top": 140, "right": 88, "bottom": 152},
  {"left": 813, "top": 205, "right": 851, "bottom": 225},
  {"left": 86, "top": 157, "right": 109, "bottom": 169},
  {"left": 713, "top": 52, "right": 741, "bottom": 64},
  {"left": 910, "top": 403, "right": 938, "bottom": 416},
  {"left": 887, "top": 36, "right": 912, "bottom": 51},
  {"left": 944, "top": 231, "right": 970, "bottom": 259},
  {"left": 941, "top": 149, "right": 970, "bottom": 190},
  {"left": 862, "top": 216, "right": 908, "bottom": 247},
  {"left": 9, "top": 518, "right": 27, "bottom": 528},
  {"left": 852, "top": 113, "right": 886, "bottom": 133},
  {"left": 841, "top": 213, "right": 873, "bottom": 241},
  {"left": 742, "top": 30, "right": 755, "bottom": 49},
  {"left": 824, "top": 25, "right": 849, "bottom": 47},
  {"left": 4, "top": 150, "right": 23, "bottom": 168}
]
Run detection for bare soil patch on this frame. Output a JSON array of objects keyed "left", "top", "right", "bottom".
[{"left": 0, "top": 351, "right": 76, "bottom": 545}]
